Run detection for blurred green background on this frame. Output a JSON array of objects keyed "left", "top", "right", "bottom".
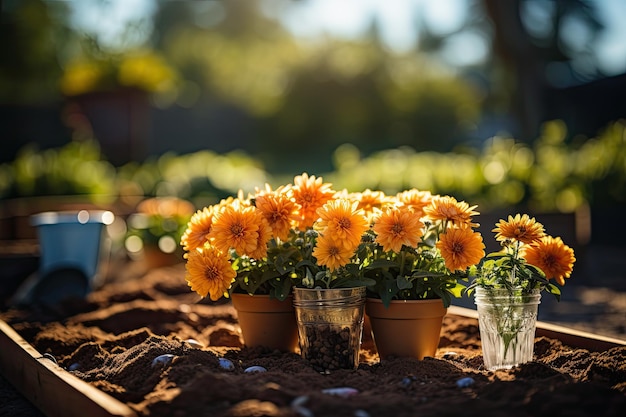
[
  {"left": 1, "top": 0, "right": 626, "bottom": 337},
  {"left": 1, "top": 0, "right": 626, "bottom": 280}
]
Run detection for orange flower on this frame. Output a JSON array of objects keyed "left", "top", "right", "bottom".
[
  {"left": 522, "top": 236, "right": 576, "bottom": 286},
  {"left": 312, "top": 234, "right": 355, "bottom": 272},
  {"left": 316, "top": 199, "right": 369, "bottom": 250},
  {"left": 185, "top": 244, "right": 236, "bottom": 301},
  {"left": 493, "top": 214, "right": 545, "bottom": 245},
  {"left": 424, "top": 195, "right": 479, "bottom": 227},
  {"left": 397, "top": 189, "right": 433, "bottom": 217},
  {"left": 210, "top": 201, "right": 261, "bottom": 257},
  {"left": 373, "top": 206, "right": 425, "bottom": 253},
  {"left": 353, "top": 189, "right": 391, "bottom": 218},
  {"left": 292, "top": 173, "right": 335, "bottom": 229},
  {"left": 437, "top": 227, "right": 485, "bottom": 272},
  {"left": 180, "top": 206, "right": 215, "bottom": 252},
  {"left": 254, "top": 186, "right": 300, "bottom": 241},
  {"left": 249, "top": 212, "right": 272, "bottom": 260}
]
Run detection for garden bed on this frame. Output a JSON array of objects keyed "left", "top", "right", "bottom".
[{"left": 1, "top": 262, "right": 625, "bottom": 417}]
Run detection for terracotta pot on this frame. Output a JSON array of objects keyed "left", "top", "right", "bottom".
[
  {"left": 366, "top": 298, "right": 447, "bottom": 360},
  {"left": 141, "top": 246, "right": 182, "bottom": 269},
  {"left": 230, "top": 293, "right": 299, "bottom": 352}
]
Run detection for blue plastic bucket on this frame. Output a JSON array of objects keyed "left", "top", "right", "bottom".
[{"left": 30, "top": 210, "right": 114, "bottom": 287}]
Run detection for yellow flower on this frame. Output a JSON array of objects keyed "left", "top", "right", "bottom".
[
  {"left": 373, "top": 206, "right": 425, "bottom": 253},
  {"left": 396, "top": 189, "right": 433, "bottom": 217},
  {"left": 185, "top": 244, "right": 236, "bottom": 301},
  {"left": 181, "top": 206, "right": 214, "bottom": 252},
  {"left": 312, "top": 234, "right": 355, "bottom": 272},
  {"left": 210, "top": 201, "right": 261, "bottom": 257},
  {"left": 437, "top": 227, "right": 485, "bottom": 272},
  {"left": 254, "top": 186, "right": 300, "bottom": 242},
  {"left": 292, "top": 173, "right": 336, "bottom": 229},
  {"left": 424, "top": 195, "right": 479, "bottom": 227},
  {"left": 493, "top": 213, "right": 545, "bottom": 245},
  {"left": 316, "top": 199, "right": 369, "bottom": 250},
  {"left": 522, "top": 236, "right": 576, "bottom": 286}
]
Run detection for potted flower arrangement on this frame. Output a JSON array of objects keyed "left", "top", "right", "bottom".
[
  {"left": 465, "top": 214, "right": 576, "bottom": 370},
  {"left": 178, "top": 173, "right": 374, "bottom": 361},
  {"left": 125, "top": 197, "right": 195, "bottom": 268},
  {"left": 357, "top": 192, "right": 486, "bottom": 360}
]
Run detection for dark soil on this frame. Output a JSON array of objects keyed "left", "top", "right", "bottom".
[{"left": 1, "top": 259, "right": 625, "bottom": 417}]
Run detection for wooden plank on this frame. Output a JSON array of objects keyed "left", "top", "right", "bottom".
[
  {"left": 448, "top": 305, "right": 626, "bottom": 352},
  {"left": 0, "top": 319, "right": 137, "bottom": 417}
]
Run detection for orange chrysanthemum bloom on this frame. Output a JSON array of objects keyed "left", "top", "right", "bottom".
[
  {"left": 254, "top": 186, "right": 300, "bottom": 241},
  {"left": 354, "top": 189, "right": 391, "bottom": 216},
  {"left": 210, "top": 202, "right": 261, "bottom": 257},
  {"left": 249, "top": 213, "right": 272, "bottom": 260},
  {"left": 292, "top": 173, "right": 336, "bottom": 230},
  {"left": 312, "top": 234, "right": 355, "bottom": 272},
  {"left": 185, "top": 244, "right": 236, "bottom": 301},
  {"left": 437, "top": 227, "right": 485, "bottom": 272},
  {"left": 373, "top": 206, "right": 425, "bottom": 253},
  {"left": 316, "top": 199, "right": 369, "bottom": 250},
  {"left": 180, "top": 206, "right": 215, "bottom": 252},
  {"left": 522, "top": 236, "right": 576, "bottom": 286},
  {"left": 424, "top": 195, "right": 479, "bottom": 227},
  {"left": 493, "top": 213, "right": 545, "bottom": 245},
  {"left": 397, "top": 189, "right": 433, "bottom": 217}
]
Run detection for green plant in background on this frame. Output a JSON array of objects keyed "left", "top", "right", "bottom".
[
  {"left": 115, "top": 149, "right": 273, "bottom": 208},
  {"left": 2, "top": 119, "right": 625, "bottom": 225},
  {"left": 0, "top": 139, "right": 116, "bottom": 204},
  {"left": 125, "top": 196, "right": 195, "bottom": 260},
  {"left": 329, "top": 119, "right": 626, "bottom": 214}
]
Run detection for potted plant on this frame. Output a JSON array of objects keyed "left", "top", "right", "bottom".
[
  {"left": 359, "top": 191, "right": 486, "bottom": 360},
  {"left": 178, "top": 173, "right": 373, "bottom": 359},
  {"left": 126, "top": 197, "right": 195, "bottom": 268},
  {"left": 465, "top": 214, "right": 576, "bottom": 370}
]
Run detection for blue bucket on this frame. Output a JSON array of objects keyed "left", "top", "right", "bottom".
[{"left": 30, "top": 210, "right": 115, "bottom": 291}]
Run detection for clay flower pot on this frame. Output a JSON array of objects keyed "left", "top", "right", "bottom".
[
  {"left": 230, "top": 293, "right": 299, "bottom": 352},
  {"left": 366, "top": 298, "right": 447, "bottom": 360}
]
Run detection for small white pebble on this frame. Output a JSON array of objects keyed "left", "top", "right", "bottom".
[
  {"left": 456, "top": 377, "right": 475, "bottom": 388},
  {"left": 218, "top": 357, "right": 235, "bottom": 371},
  {"left": 244, "top": 366, "right": 267, "bottom": 373},
  {"left": 151, "top": 354, "right": 175, "bottom": 368},
  {"left": 321, "top": 387, "right": 359, "bottom": 398},
  {"left": 184, "top": 338, "right": 204, "bottom": 348},
  {"left": 291, "top": 396, "right": 313, "bottom": 417}
]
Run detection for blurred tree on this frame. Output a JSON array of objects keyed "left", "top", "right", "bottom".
[
  {"left": 483, "top": 0, "right": 615, "bottom": 140},
  {"left": 150, "top": 0, "right": 482, "bottom": 173},
  {"left": 0, "top": 0, "right": 72, "bottom": 104}
]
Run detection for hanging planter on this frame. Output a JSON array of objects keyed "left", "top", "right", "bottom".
[
  {"left": 365, "top": 298, "right": 447, "bottom": 360},
  {"left": 230, "top": 293, "right": 299, "bottom": 353},
  {"left": 293, "top": 287, "right": 366, "bottom": 373}
]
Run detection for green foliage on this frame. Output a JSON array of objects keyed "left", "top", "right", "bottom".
[
  {"left": 0, "top": 140, "right": 116, "bottom": 203},
  {"left": 328, "top": 119, "right": 626, "bottom": 213},
  {"left": 2, "top": 119, "right": 625, "bottom": 216},
  {"left": 360, "top": 227, "right": 468, "bottom": 308}
]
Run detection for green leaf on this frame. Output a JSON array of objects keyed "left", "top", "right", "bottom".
[{"left": 396, "top": 275, "right": 412, "bottom": 290}]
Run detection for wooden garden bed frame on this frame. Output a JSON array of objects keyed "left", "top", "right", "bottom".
[{"left": 1, "top": 307, "right": 625, "bottom": 417}]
